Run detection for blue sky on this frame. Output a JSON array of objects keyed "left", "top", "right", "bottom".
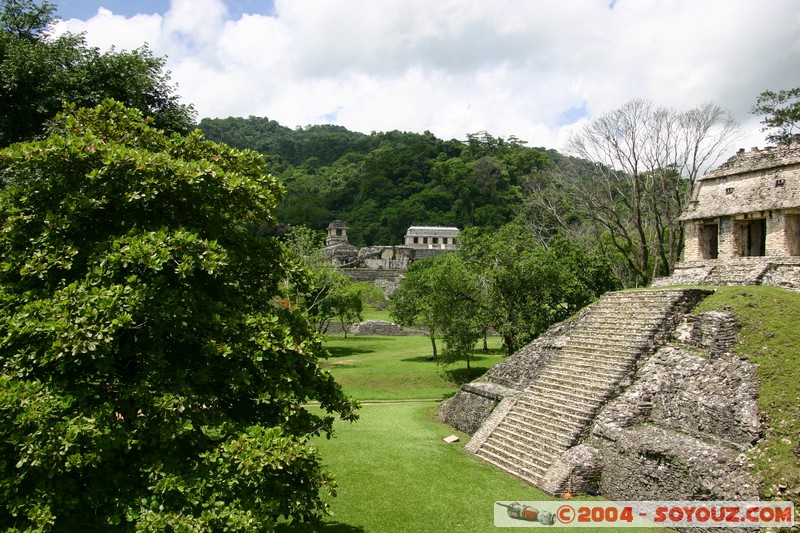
[
  {"left": 56, "top": 0, "right": 274, "bottom": 20},
  {"left": 53, "top": 0, "right": 800, "bottom": 152}
]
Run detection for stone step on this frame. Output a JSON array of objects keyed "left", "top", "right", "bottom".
[
  {"left": 569, "top": 328, "right": 654, "bottom": 341},
  {"left": 568, "top": 329, "right": 655, "bottom": 343},
  {"left": 602, "top": 290, "right": 685, "bottom": 302},
  {"left": 491, "top": 426, "right": 567, "bottom": 457},
  {"left": 498, "top": 411, "right": 581, "bottom": 449},
  {"left": 526, "top": 380, "right": 612, "bottom": 401},
  {"left": 584, "top": 311, "right": 667, "bottom": 325},
  {"left": 564, "top": 340, "right": 643, "bottom": 354},
  {"left": 503, "top": 410, "right": 584, "bottom": 442},
  {"left": 526, "top": 382, "right": 613, "bottom": 405},
  {"left": 535, "top": 368, "right": 622, "bottom": 390},
  {"left": 563, "top": 346, "right": 643, "bottom": 362},
  {"left": 538, "top": 363, "right": 622, "bottom": 388},
  {"left": 476, "top": 446, "right": 545, "bottom": 484},
  {"left": 560, "top": 358, "right": 631, "bottom": 375},
  {"left": 480, "top": 436, "right": 555, "bottom": 471},
  {"left": 513, "top": 398, "right": 595, "bottom": 425},
  {"left": 515, "top": 396, "right": 598, "bottom": 423},
  {"left": 518, "top": 394, "right": 596, "bottom": 417}
]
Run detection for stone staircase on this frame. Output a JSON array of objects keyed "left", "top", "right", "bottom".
[
  {"left": 466, "top": 289, "right": 701, "bottom": 494},
  {"left": 704, "top": 259, "right": 771, "bottom": 285}
]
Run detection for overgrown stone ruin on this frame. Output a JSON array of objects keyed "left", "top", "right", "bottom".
[
  {"left": 325, "top": 319, "right": 410, "bottom": 336},
  {"left": 440, "top": 289, "right": 762, "bottom": 513},
  {"left": 654, "top": 141, "right": 800, "bottom": 289},
  {"left": 441, "top": 144, "right": 800, "bottom": 519},
  {"left": 322, "top": 220, "right": 459, "bottom": 294}
]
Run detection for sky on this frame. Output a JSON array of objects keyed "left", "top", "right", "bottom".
[{"left": 53, "top": 0, "right": 800, "bottom": 155}]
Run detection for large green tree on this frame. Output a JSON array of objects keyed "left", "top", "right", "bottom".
[
  {"left": 752, "top": 87, "right": 800, "bottom": 145},
  {"left": 0, "top": 101, "right": 357, "bottom": 531},
  {"left": 459, "top": 222, "right": 621, "bottom": 355},
  {"left": 389, "top": 253, "right": 484, "bottom": 370},
  {"left": 0, "top": 0, "right": 195, "bottom": 147}
]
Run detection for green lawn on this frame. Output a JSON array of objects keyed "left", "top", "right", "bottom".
[
  {"left": 296, "top": 334, "right": 662, "bottom": 532},
  {"left": 303, "top": 402, "right": 551, "bottom": 532},
  {"left": 321, "top": 335, "right": 504, "bottom": 400},
  {"left": 359, "top": 307, "right": 393, "bottom": 321}
]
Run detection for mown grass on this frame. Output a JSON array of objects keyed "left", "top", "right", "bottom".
[
  {"left": 321, "top": 334, "right": 505, "bottom": 400},
  {"left": 289, "top": 334, "right": 663, "bottom": 532},
  {"left": 358, "top": 307, "right": 392, "bottom": 321},
  {"left": 693, "top": 286, "right": 800, "bottom": 511}
]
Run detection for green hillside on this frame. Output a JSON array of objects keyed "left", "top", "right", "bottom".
[{"left": 199, "top": 118, "right": 558, "bottom": 245}]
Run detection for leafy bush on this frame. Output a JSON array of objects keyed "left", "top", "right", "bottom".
[{"left": 0, "top": 100, "right": 357, "bottom": 531}]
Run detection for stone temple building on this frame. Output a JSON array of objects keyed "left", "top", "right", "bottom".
[
  {"left": 654, "top": 141, "right": 800, "bottom": 289},
  {"left": 682, "top": 143, "right": 800, "bottom": 261},
  {"left": 403, "top": 226, "right": 459, "bottom": 251},
  {"left": 322, "top": 220, "right": 460, "bottom": 292}
]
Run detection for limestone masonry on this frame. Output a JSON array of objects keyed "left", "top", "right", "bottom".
[
  {"left": 322, "top": 220, "right": 459, "bottom": 293},
  {"left": 440, "top": 143, "right": 800, "bottom": 528},
  {"left": 655, "top": 141, "right": 800, "bottom": 289}
]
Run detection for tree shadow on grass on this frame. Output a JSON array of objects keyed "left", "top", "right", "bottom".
[
  {"left": 275, "top": 522, "right": 365, "bottom": 533},
  {"left": 400, "top": 353, "right": 493, "bottom": 364},
  {"left": 400, "top": 355, "right": 438, "bottom": 363},
  {"left": 325, "top": 345, "right": 373, "bottom": 358},
  {"left": 443, "top": 366, "right": 489, "bottom": 386}
]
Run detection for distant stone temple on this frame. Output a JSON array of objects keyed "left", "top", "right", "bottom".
[
  {"left": 325, "top": 219, "right": 350, "bottom": 247},
  {"left": 654, "top": 142, "right": 800, "bottom": 289},
  {"left": 322, "top": 220, "right": 460, "bottom": 292},
  {"left": 403, "top": 226, "right": 459, "bottom": 251}
]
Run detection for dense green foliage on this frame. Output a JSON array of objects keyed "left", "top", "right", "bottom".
[
  {"left": 0, "top": 0, "right": 195, "bottom": 147},
  {"left": 752, "top": 86, "right": 800, "bottom": 145},
  {"left": 389, "top": 253, "right": 485, "bottom": 369},
  {"left": 0, "top": 101, "right": 357, "bottom": 530},
  {"left": 391, "top": 222, "right": 620, "bottom": 359},
  {"left": 458, "top": 224, "right": 621, "bottom": 354},
  {"left": 199, "top": 118, "right": 553, "bottom": 245}
]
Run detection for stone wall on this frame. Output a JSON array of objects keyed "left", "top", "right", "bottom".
[
  {"left": 653, "top": 256, "right": 800, "bottom": 288},
  {"left": 437, "top": 307, "right": 588, "bottom": 431},
  {"left": 437, "top": 382, "right": 517, "bottom": 435},
  {"left": 589, "top": 311, "right": 761, "bottom": 504}
]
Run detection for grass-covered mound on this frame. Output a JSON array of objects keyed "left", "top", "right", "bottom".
[{"left": 694, "top": 286, "right": 800, "bottom": 513}]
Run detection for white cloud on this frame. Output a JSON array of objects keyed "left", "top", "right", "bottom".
[{"left": 54, "top": 0, "right": 800, "bottom": 152}]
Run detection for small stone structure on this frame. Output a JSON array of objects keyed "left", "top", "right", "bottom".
[
  {"left": 682, "top": 143, "right": 800, "bottom": 261},
  {"left": 322, "top": 221, "right": 460, "bottom": 293},
  {"left": 404, "top": 226, "right": 459, "bottom": 251},
  {"left": 655, "top": 142, "right": 800, "bottom": 288}
]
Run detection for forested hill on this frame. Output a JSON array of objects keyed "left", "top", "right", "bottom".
[{"left": 198, "top": 116, "right": 558, "bottom": 246}]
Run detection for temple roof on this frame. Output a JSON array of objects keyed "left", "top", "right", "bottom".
[{"left": 681, "top": 143, "right": 800, "bottom": 221}]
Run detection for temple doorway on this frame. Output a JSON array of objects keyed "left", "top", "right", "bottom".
[
  {"left": 736, "top": 219, "right": 766, "bottom": 257},
  {"left": 699, "top": 224, "right": 719, "bottom": 259},
  {"left": 786, "top": 214, "right": 800, "bottom": 256}
]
